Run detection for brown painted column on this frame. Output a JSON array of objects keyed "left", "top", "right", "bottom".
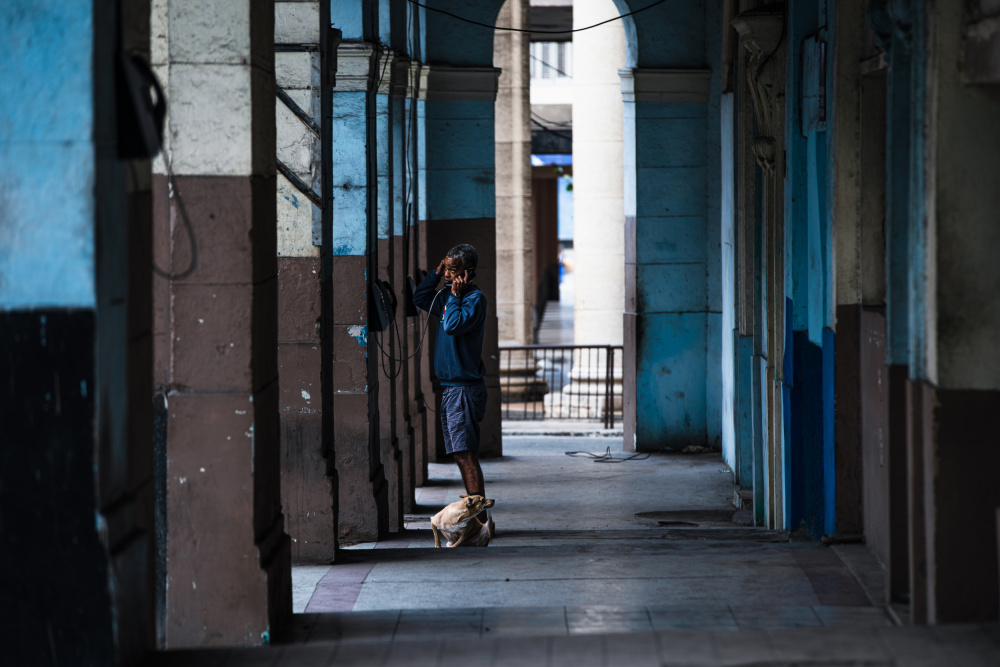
[
  {"left": 829, "top": 0, "right": 887, "bottom": 542},
  {"left": 3, "top": 2, "right": 156, "bottom": 663},
  {"left": 407, "top": 62, "right": 431, "bottom": 490},
  {"left": 273, "top": 0, "right": 337, "bottom": 564},
  {"left": 374, "top": 51, "right": 410, "bottom": 533},
  {"left": 152, "top": 0, "right": 291, "bottom": 646},
  {"left": 909, "top": 1, "right": 1000, "bottom": 624},
  {"left": 329, "top": 42, "right": 389, "bottom": 543}
]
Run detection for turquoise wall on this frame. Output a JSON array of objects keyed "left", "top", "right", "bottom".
[
  {"left": 622, "top": 0, "right": 722, "bottom": 450},
  {"left": 0, "top": 0, "right": 97, "bottom": 310},
  {"left": 423, "top": 101, "right": 496, "bottom": 221}
]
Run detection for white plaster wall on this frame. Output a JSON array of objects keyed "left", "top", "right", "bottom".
[
  {"left": 572, "top": 0, "right": 626, "bottom": 346},
  {"left": 275, "top": 1, "right": 321, "bottom": 259}
]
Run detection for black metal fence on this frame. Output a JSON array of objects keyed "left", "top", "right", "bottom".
[{"left": 498, "top": 344, "right": 622, "bottom": 428}]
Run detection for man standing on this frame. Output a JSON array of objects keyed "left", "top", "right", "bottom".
[{"left": 413, "top": 244, "right": 491, "bottom": 525}]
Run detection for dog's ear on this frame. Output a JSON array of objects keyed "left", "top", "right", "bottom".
[{"left": 459, "top": 493, "right": 469, "bottom": 499}]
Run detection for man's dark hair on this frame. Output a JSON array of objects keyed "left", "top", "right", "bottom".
[{"left": 447, "top": 243, "right": 478, "bottom": 269}]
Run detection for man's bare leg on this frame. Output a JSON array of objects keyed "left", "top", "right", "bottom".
[
  {"left": 452, "top": 451, "right": 484, "bottom": 496},
  {"left": 453, "top": 451, "right": 489, "bottom": 524}
]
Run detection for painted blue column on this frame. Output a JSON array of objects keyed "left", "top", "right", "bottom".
[
  {"left": 733, "top": 5, "right": 788, "bottom": 528},
  {"left": 621, "top": 70, "right": 714, "bottom": 451},
  {"left": 329, "top": 40, "right": 390, "bottom": 541},
  {"left": 1, "top": 0, "right": 154, "bottom": 661},
  {"left": 782, "top": 0, "right": 837, "bottom": 537}
]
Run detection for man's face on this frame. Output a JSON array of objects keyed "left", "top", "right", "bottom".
[{"left": 443, "top": 256, "right": 465, "bottom": 284}]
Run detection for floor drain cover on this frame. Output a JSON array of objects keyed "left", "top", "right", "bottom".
[{"left": 635, "top": 509, "right": 736, "bottom": 523}]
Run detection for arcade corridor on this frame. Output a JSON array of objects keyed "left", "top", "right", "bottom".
[
  {"left": 148, "top": 437, "right": 1000, "bottom": 665},
  {"left": 5, "top": 0, "right": 1000, "bottom": 665}
]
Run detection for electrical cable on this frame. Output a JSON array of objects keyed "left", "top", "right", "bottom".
[
  {"left": 530, "top": 110, "right": 572, "bottom": 127},
  {"left": 530, "top": 117, "right": 573, "bottom": 142},
  {"left": 373, "top": 286, "right": 448, "bottom": 373},
  {"left": 149, "top": 157, "right": 198, "bottom": 280},
  {"left": 530, "top": 53, "right": 570, "bottom": 78},
  {"left": 565, "top": 446, "right": 651, "bottom": 463},
  {"left": 405, "top": 0, "right": 669, "bottom": 35}
]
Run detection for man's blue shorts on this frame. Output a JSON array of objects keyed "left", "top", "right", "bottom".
[{"left": 441, "top": 384, "right": 488, "bottom": 455}]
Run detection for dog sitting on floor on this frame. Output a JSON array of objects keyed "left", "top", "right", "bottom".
[{"left": 430, "top": 494, "right": 495, "bottom": 547}]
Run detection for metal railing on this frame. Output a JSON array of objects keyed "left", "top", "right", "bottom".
[{"left": 499, "top": 344, "right": 622, "bottom": 428}]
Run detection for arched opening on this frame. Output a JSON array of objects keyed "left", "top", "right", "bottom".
[{"left": 495, "top": 0, "right": 627, "bottom": 432}]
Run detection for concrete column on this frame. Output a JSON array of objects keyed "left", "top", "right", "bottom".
[
  {"left": 374, "top": 50, "right": 409, "bottom": 534},
  {"left": 273, "top": 0, "right": 336, "bottom": 564},
  {"left": 784, "top": 3, "right": 837, "bottom": 539},
  {"left": 329, "top": 42, "right": 389, "bottom": 542},
  {"left": 1, "top": 1, "right": 155, "bottom": 662},
  {"left": 911, "top": 0, "right": 1000, "bottom": 624},
  {"left": 494, "top": 0, "right": 533, "bottom": 346},
  {"left": 829, "top": 0, "right": 897, "bottom": 550},
  {"left": 621, "top": 69, "right": 714, "bottom": 452},
  {"left": 733, "top": 8, "right": 786, "bottom": 528},
  {"left": 407, "top": 61, "right": 432, "bottom": 489},
  {"left": 733, "top": 15, "right": 760, "bottom": 495},
  {"left": 867, "top": 0, "right": 914, "bottom": 607},
  {"left": 574, "top": 0, "right": 625, "bottom": 350},
  {"left": 421, "top": 65, "right": 503, "bottom": 459},
  {"left": 151, "top": 0, "right": 291, "bottom": 646}
]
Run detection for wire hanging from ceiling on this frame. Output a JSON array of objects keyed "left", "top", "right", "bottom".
[{"left": 404, "top": 0, "right": 668, "bottom": 35}]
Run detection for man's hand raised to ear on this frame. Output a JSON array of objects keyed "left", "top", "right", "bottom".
[{"left": 451, "top": 270, "right": 471, "bottom": 297}]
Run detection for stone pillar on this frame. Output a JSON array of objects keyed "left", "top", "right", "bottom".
[
  {"left": 867, "top": 0, "right": 913, "bottom": 607},
  {"left": 830, "top": 0, "right": 887, "bottom": 543},
  {"left": 732, "top": 8, "right": 785, "bottom": 527},
  {"left": 329, "top": 41, "right": 390, "bottom": 542},
  {"left": 421, "top": 65, "right": 503, "bottom": 459},
  {"left": 1, "top": 1, "right": 155, "bottom": 662},
  {"left": 911, "top": 0, "right": 1000, "bottom": 624},
  {"left": 574, "top": 0, "right": 625, "bottom": 347},
  {"left": 374, "top": 51, "right": 409, "bottom": 533},
  {"left": 407, "top": 61, "right": 431, "bottom": 488},
  {"left": 621, "top": 68, "right": 715, "bottom": 452},
  {"left": 152, "top": 0, "right": 291, "bottom": 646},
  {"left": 494, "top": 0, "right": 533, "bottom": 347},
  {"left": 273, "top": 0, "right": 336, "bottom": 564}
]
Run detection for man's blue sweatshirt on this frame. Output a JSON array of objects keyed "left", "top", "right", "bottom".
[{"left": 412, "top": 271, "right": 487, "bottom": 386}]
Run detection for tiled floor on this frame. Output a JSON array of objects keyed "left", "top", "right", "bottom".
[
  {"left": 280, "top": 603, "right": 894, "bottom": 644},
  {"left": 145, "top": 436, "right": 1000, "bottom": 665},
  {"left": 146, "top": 624, "right": 1000, "bottom": 666}
]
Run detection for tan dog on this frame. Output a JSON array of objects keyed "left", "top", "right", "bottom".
[{"left": 430, "top": 494, "right": 495, "bottom": 547}]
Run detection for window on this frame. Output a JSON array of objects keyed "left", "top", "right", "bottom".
[{"left": 530, "top": 42, "right": 573, "bottom": 80}]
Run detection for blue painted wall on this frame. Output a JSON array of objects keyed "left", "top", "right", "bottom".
[
  {"left": 423, "top": 1, "right": 504, "bottom": 66},
  {"left": 704, "top": 0, "right": 724, "bottom": 451},
  {"left": 735, "top": 335, "right": 755, "bottom": 487},
  {"left": 330, "top": 91, "right": 371, "bottom": 255},
  {"left": 613, "top": 0, "right": 708, "bottom": 69},
  {"left": 622, "top": 0, "right": 723, "bottom": 451},
  {"left": 423, "top": 101, "right": 495, "bottom": 221},
  {"left": 783, "top": 0, "right": 836, "bottom": 535},
  {"left": 628, "top": 98, "right": 711, "bottom": 448},
  {"left": 0, "top": 0, "right": 97, "bottom": 310}
]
